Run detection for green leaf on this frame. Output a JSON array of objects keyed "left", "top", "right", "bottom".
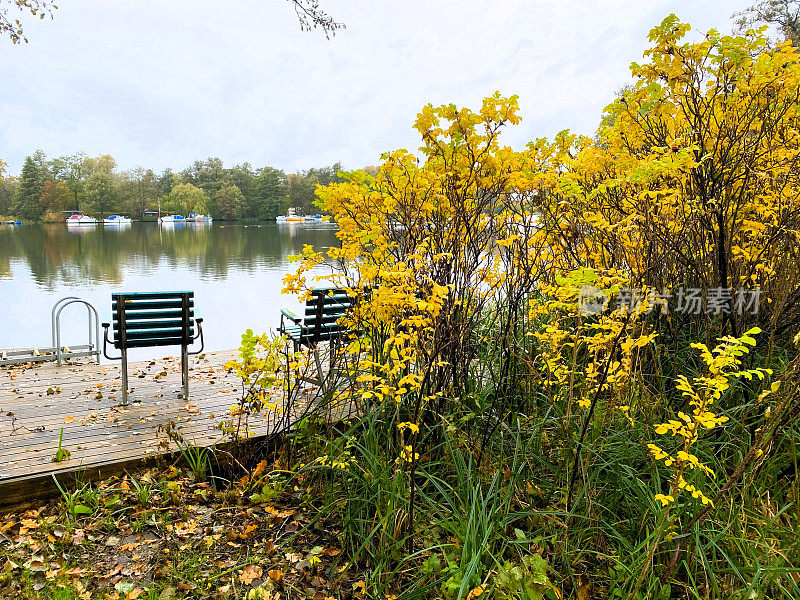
[{"left": 115, "top": 582, "right": 135, "bottom": 594}]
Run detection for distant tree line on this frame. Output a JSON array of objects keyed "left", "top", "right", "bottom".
[{"left": 0, "top": 151, "right": 345, "bottom": 221}]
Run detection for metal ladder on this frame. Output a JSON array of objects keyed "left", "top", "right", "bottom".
[{"left": 0, "top": 297, "right": 101, "bottom": 366}]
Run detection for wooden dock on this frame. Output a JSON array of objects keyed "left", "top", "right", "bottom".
[{"left": 0, "top": 350, "right": 295, "bottom": 506}]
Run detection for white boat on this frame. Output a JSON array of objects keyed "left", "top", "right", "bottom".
[
  {"left": 159, "top": 215, "right": 186, "bottom": 223},
  {"left": 188, "top": 213, "right": 212, "bottom": 223},
  {"left": 277, "top": 208, "right": 306, "bottom": 223},
  {"left": 66, "top": 214, "right": 98, "bottom": 224},
  {"left": 103, "top": 215, "right": 132, "bottom": 225}
]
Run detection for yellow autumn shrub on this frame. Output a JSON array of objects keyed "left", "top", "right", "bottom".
[{"left": 527, "top": 16, "right": 800, "bottom": 338}]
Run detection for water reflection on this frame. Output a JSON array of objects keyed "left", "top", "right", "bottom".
[
  {"left": 0, "top": 222, "right": 340, "bottom": 357},
  {"left": 102, "top": 222, "right": 132, "bottom": 231},
  {"left": 66, "top": 222, "right": 99, "bottom": 234},
  {"left": 0, "top": 222, "right": 339, "bottom": 289}
]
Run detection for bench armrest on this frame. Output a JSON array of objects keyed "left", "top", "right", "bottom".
[
  {"left": 280, "top": 308, "right": 302, "bottom": 324},
  {"left": 188, "top": 316, "right": 205, "bottom": 355},
  {"left": 101, "top": 322, "right": 121, "bottom": 360}
]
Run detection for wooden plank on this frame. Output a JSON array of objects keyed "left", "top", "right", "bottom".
[
  {"left": 0, "top": 417, "right": 294, "bottom": 481},
  {"left": 0, "top": 431, "right": 288, "bottom": 507},
  {"left": 0, "top": 404, "right": 318, "bottom": 477},
  {"left": 0, "top": 379, "right": 252, "bottom": 446},
  {"left": 0, "top": 356, "right": 233, "bottom": 392},
  {"left": 0, "top": 384, "right": 238, "bottom": 423},
  {"left": 0, "top": 406, "right": 226, "bottom": 456},
  {"left": 0, "top": 348, "right": 336, "bottom": 508},
  {"left": 0, "top": 392, "right": 242, "bottom": 433},
  {"left": 0, "top": 350, "right": 257, "bottom": 504},
  {"left": 0, "top": 353, "right": 236, "bottom": 391},
  {"left": 0, "top": 402, "right": 314, "bottom": 470},
  {"left": 0, "top": 393, "right": 240, "bottom": 431},
  {"left": 0, "top": 397, "right": 314, "bottom": 474},
  {"left": 0, "top": 369, "right": 242, "bottom": 413},
  {"left": 0, "top": 397, "right": 266, "bottom": 456}
]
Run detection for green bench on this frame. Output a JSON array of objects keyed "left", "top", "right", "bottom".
[
  {"left": 102, "top": 291, "right": 204, "bottom": 404},
  {"left": 279, "top": 287, "right": 356, "bottom": 392}
]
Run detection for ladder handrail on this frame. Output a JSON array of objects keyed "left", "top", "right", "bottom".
[
  {"left": 51, "top": 296, "right": 80, "bottom": 347},
  {"left": 54, "top": 299, "right": 101, "bottom": 366}
]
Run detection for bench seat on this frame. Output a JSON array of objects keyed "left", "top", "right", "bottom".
[
  {"left": 279, "top": 287, "right": 356, "bottom": 392},
  {"left": 102, "top": 291, "right": 204, "bottom": 404}
]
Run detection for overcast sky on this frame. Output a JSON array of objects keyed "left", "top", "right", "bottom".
[{"left": 0, "top": 0, "right": 758, "bottom": 176}]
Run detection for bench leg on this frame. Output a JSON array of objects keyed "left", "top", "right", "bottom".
[
  {"left": 312, "top": 345, "right": 328, "bottom": 393},
  {"left": 286, "top": 339, "right": 301, "bottom": 403},
  {"left": 121, "top": 348, "right": 129, "bottom": 406},
  {"left": 181, "top": 345, "right": 189, "bottom": 399}
]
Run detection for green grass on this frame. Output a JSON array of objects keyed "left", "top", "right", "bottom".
[{"left": 289, "top": 318, "right": 800, "bottom": 599}]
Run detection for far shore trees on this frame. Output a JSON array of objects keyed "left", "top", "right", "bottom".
[
  {"left": 11, "top": 151, "right": 47, "bottom": 221},
  {"left": 215, "top": 184, "right": 245, "bottom": 221},
  {"left": 1, "top": 153, "right": 345, "bottom": 221},
  {"left": 38, "top": 180, "right": 70, "bottom": 220},
  {"left": 253, "top": 167, "right": 290, "bottom": 220},
  {"left": 162, "top": 182, "right": 208, "bottom": 217},
  {"left": 83, "top": 172, "right": 117, "bottom": 218},
  {"left": 0, "top": 159, "right": 15, "bottom": 216},
  {"left": 118, "top": 167, "right": 158, "bottom": 220}
]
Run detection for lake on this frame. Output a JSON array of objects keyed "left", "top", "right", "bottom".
[{"left": 0, "top": 222, "right": 340, "bottom": 361}]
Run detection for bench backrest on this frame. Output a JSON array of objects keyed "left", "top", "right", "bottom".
[
  {"left": 111, "top": 291, "right": 195, "bottom": 350},
  {"left": 300, "top": 288, "right": 355, "bottom": 344}
]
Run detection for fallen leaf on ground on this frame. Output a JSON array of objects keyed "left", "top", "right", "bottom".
[{"left": 239, "top": 563, "right": 263, "bottom": 584}]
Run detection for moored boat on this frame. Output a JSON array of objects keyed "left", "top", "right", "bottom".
[
  {"left": 103, "top": 215, "right": 132, "bottom": 225},
  {"left": 159, "top": 215, "right": 186, "bottom": 223},
  {"left": 277, "top": 208, "right": 305, "bottom": 223},
  {"left": 67, "top": 214, "right": 98, "bottom": 224},
  {"left": 187, "top": 213, "right": 212, "bottom": 223},
  {"left": 277, "top": 215, "right": 305, "bottom": 222}
]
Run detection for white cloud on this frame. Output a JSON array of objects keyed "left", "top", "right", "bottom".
[{"left": 0, "top": 0, "right": 757, "bottom": 175}]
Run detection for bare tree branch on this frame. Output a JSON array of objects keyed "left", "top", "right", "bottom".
[
  {"left": 734, "top": 0, "right": 800, "bottom": 44},
  {"left": 0, "top": 0, "right": 56, "bottom": 44},
  {"left": 288, "top": 0, "right": 344, "bottom": 38},
  {"left": 2, "top": 2, "right": 344, "bottom": 45}
]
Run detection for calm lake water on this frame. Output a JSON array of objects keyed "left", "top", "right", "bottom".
[{"left": 0, "top": 222, "right": 340, "bottom": 361}]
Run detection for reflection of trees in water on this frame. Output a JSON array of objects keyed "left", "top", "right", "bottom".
[
  {"left": 0, "top": 255, "right": 10, "bottom": 279},
  {"left": 0, "top": 223, "right": 340, "bottom": 290},
  {"left": 0, "top": 228, "right": 15, "bottom": 279}
]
